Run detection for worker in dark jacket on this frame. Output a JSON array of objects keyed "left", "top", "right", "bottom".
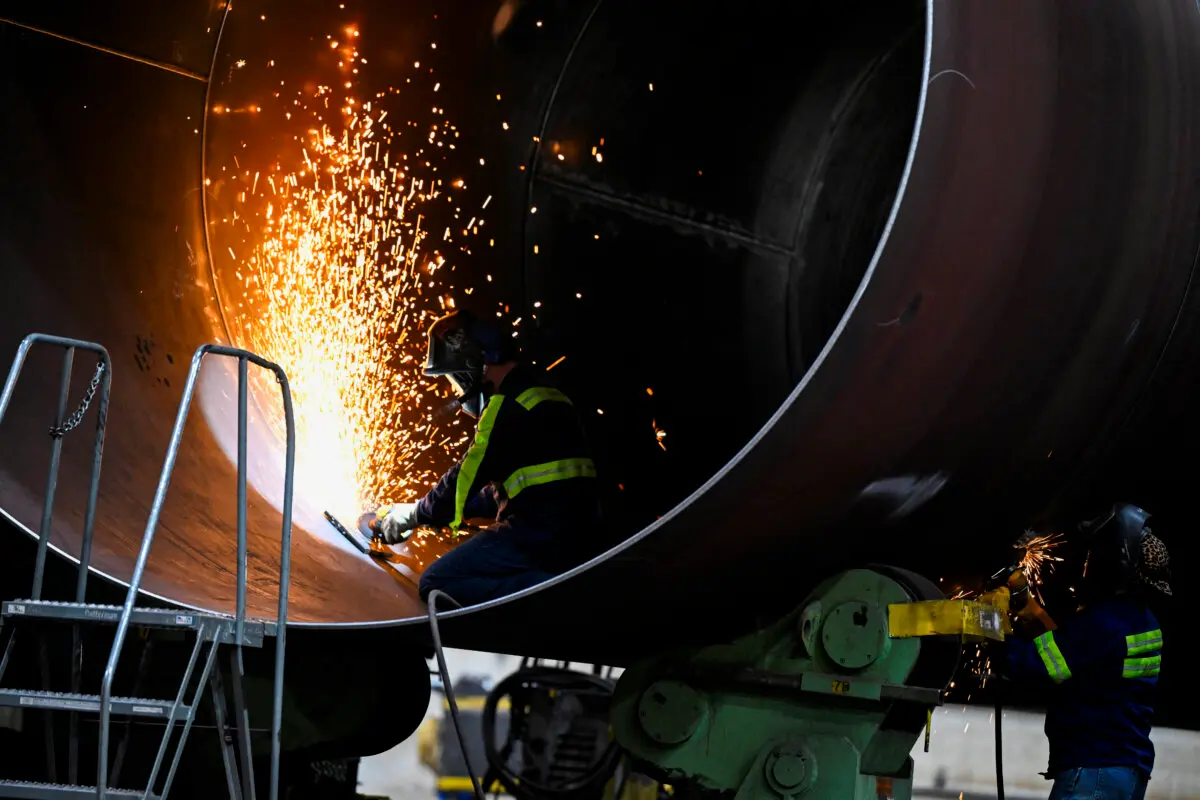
[
  {"left": 369, "top": 309, "right": 600, "bottom": 607},
  {"left": 1004, "top": 503, "right": 1170, "bottom": 800}
]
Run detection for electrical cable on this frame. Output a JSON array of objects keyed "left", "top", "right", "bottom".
[
  {"left": 994, "top": 679, "right": 1005, "bottom": 800},
  {"left": 426, "top": 589, "right": 485, "bottom": 800}
]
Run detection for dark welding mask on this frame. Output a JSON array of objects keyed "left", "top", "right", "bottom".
[
  {"left": 1078, "top": 502, "right": 1149, "bottom": 600},
  {"left": 423, "top": 309, "right": 514, "bottom": 419},
  {"left": 443, "top": 370, "right": 486, "bottom": 418}
]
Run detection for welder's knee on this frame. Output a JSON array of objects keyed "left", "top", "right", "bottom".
[
  {"left": 416, "top": 530, "right": 550, "bottom": 607},
  {"left": 417, "top": 564, "right": 446, "bottom": 604},
  {"left": 418, "top": 557, "right": 478, "bottom": 608}
]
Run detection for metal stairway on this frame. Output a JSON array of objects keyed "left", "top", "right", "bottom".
[{"left": 0, "top": 335, "right": 298, "bottom": 800}]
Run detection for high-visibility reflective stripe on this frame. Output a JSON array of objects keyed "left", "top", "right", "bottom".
[
  {"left": 1125, "top": 629, "right": 1163, "bottom": 656},
  {"left": 452, "top": 394, "right": 504, "bottom": 530},
  {"left": 515, "top": 386, "right": 572, "bottom": 410},
  {"left": 503, "top": 458, "right": 597, "bottom": 500},
  {"left": 1034, "top": 631, "right": 1072, "bottom": 683},
  {"left": 1122, "top": 655, "right": 1161, "bottom": 679}
]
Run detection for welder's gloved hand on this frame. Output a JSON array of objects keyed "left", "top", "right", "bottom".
[
  {"left": 1006, "top": 569, "right": 1029, "bottom": 594},
  {"left": 378, "top": 503, "right": 420, "bottom": 544},
  {"left": 1005, "top": 570, "right": 1031, "bottom": 612},
  {"left": 1016, "top": 593, "right": 1055, "bottom": 630}
]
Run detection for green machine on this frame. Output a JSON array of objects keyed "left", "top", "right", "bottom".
[{"left": 611, "top": 567, "right": 999, "bottom": 799}]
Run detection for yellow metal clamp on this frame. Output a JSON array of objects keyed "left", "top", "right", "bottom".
[{"left": 887, "top": 598, "right": 1009, "bottom": 641}]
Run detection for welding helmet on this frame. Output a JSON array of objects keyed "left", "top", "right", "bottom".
[
  {"left": 424, "top": 309, "right": 514, "bottom": 418},
  {"left": 1078, "top": 502, "right": 1152, "bottom": 600}
]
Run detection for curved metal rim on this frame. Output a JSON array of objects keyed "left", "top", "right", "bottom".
[
  {"left": 519, "top": 0, "right": 605, "bottom": 309},
  {"left": 347, "top": 0, "right": 931, "bottom": 629},
  {"left": 5, "top": 0, "right": 936, "bottom": 629},
  {"left": 0, "top": 506, "right": 194, "bottom": 611},
  {"left": 367, "top": 0, "right": 935, "bottom": 629},
  {"left": 199, "top": 2, "right": 236, "bottom": 348}
]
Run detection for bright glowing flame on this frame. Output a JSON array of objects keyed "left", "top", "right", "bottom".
[
  {"left": 239, "top": 118, "right": 453, "bottom": 515},
  {"left": 1016, "top": 531, "right": 1065, "bottom": 602},
  {"left": 210, "top": 25, "right": 477, "bottom": 525}
]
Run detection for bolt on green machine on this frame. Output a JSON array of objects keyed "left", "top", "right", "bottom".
[{"left": 610, "top": 566, "right": 1006, "bottom": 799}]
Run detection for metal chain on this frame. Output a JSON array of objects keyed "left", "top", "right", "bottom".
[{"left": 49, "top": 361, "right": 106, "bottom": 438}]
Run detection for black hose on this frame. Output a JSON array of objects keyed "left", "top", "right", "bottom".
[
  {"left": 994, "top": 685, "right": 1005, "bottom": 800},
  {"left": 426, "top": 589, "right": 485, "bottom": 800}
]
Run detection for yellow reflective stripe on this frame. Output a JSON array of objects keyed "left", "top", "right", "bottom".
[
  {"left": 1034, "top": 631, "right": 1072, "bottom": 683},
  {"left": 1123, "top": 655, "right": 1161, "bottom": 679},
  {"left": 1125, "top": 629, "right": 1163, "bottom": 656},
  {"left": 503, "top": 458, "right": 597, "bottom": 500},
  {"left": 515, "top": 386, "right": 571, "bottom": 410},
  {"left": 452, "top": 394, "right": 505, "bottom": 530}
]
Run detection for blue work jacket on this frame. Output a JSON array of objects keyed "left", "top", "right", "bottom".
[{"left": 1005, "top": 598, "right": 1161, "bottom": 777}]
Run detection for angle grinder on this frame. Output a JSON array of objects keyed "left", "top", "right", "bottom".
[
  {"left": 356, "top": 507, "right": 386, "bottom": 540},
  {"left": 323, "top": 506, "right": 413, "bottom": 557},
  {"left": 984, "top": 564, "right": 1056, "bottom": 632}
]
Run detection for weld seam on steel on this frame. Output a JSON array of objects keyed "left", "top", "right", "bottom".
[{"left": 534, "top": 172, "right": 794, "bottom": 256}]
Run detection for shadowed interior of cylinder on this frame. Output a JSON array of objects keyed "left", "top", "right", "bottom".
[{"left": 0, "top": 0, "right": 923, "bottom": 623}]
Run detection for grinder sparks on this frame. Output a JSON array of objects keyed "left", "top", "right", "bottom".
[
  {"left": 1016, "top": 531, "right": 1065, "bottom": 602},
  {"left": 209, "top": 20, "right": 477, "bottom": 522}
]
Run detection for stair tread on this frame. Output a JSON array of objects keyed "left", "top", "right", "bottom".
[
  {"left": 1, "top": 600, "right": 273, "bottom": 645},
  {"left": 0, "top": 689, "right": 185, "bottom": 718},
  {"left": 0, "top": 779, "right": 156, "bottom": 798},
  {"left": 5, "top": 599, "right": 221, "bottom": 617},
  {"left": 0, "top": 688, "right": 174, "bottom": 705}
]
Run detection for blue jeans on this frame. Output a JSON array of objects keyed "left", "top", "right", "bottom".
[
  {"left": 1049, "top": 767, "right": 1148, "bottom": 800},
  {"left": 418, "top": 526, "right": 555, "bottom": 607}
]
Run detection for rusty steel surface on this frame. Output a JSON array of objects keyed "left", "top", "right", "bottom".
[
  {"left": 0, "top": 1, "right": 419, "bottom": 624},
  {"left": 1, "top": 0, "right": 1199, "bottom": 680}
]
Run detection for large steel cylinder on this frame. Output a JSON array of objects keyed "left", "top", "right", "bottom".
[{"left": 1, "top": 2, "right": 1198, "bottom": 730}]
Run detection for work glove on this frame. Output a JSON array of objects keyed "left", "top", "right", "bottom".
[
  {"left": 378, "top": 502, "right": 420, "bottom": 544},
  {"left": 1014, "top": 593, "right": 1057, "bottom": 633}
]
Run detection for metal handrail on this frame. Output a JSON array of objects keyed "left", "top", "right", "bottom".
[
  {"left": 0, "top": 334, "right": 113, "bottom": 785},
  {"left": 96, "top": 343, "right": 296, "bottom": 800},
  {"left": 0, "top": 333, "right": 113, "bottom": 601}
]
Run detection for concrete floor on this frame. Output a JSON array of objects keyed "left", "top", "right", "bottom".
[
  {"left": 914, "top": 705, "right": 1200, "bottom": 799},
  {"left": 357, "top": 650, "right": 1200, "bottom": 800}
]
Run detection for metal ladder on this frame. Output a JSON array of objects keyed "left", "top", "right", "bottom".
[{"left": 0, "top": 335, "right": 298, "bottom": 800}]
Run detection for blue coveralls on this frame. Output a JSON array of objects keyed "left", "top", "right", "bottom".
[
  {"left": 1005, "top": 599, "right": 1162, "bottom": 800},
  {"left": 411, "top": 365, "right": 600, "bottom": 607}
]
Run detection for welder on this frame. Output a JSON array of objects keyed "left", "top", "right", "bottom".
[
  {"left": 370, "top": 308, "right": 600, "bottom": 607},
  {"left": 1001, "top": 503, "right": 1170, "bottom": 800}
]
